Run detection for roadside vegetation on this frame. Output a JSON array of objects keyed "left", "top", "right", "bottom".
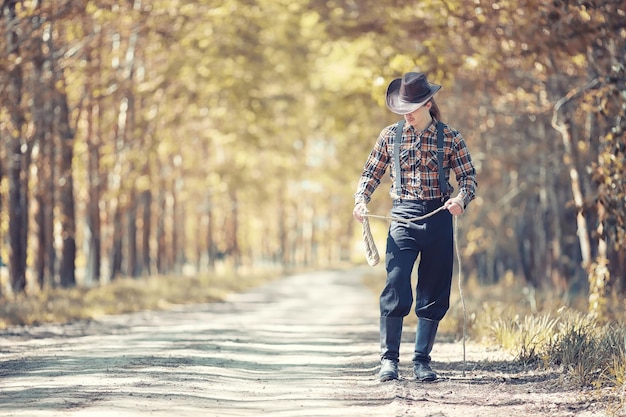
[
  {"left": 362, "top": 270, "right": 626, "bottom": 413},
  {"left": 0, "top": 270, "right": 282, "bottom": 329}
]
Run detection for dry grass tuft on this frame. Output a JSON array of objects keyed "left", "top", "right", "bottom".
[
  {"left": 0, "top": 271, "right": 280, "bottom": 329},
  {"left": 361, "top": 269, "right": 626, "bottom": 391}
]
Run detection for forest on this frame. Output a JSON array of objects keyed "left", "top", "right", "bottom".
[{"left": 0, "top": 0, "right": 624, "bottom": 317}]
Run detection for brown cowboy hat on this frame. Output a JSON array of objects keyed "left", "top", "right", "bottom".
[{"left": 385, "top": 72, "right": 442, "bottom": 115}]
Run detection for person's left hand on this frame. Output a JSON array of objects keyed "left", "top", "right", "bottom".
[{"left": 444, "top": 196, "right": 465, "bottom": 216}]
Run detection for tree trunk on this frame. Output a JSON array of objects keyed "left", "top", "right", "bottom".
[
  {"left": 302, "top": 202, "right": 314, "bottom": 267},
  {"left": 45, "top": 141, "right": 56, "bottom": 286},
  {"left": 156, "top": 184, "right": 167, "bottom": 274},
  {"left": 84, "top": 22, "right": 103, "bottom": 285},
  {"left": 32, "top": 27, "right": 48, "bottom": 290},
  {"left": 140, "top": 189, "right": 152, "bottom": 276},
  {"left": 588, "top": 201, "right": 610, "bottom": 320},
  {"left": 55, "top": 79, "right": 76, "bottom": 288},
  {"left": 230, "top": 191, "right": 240, "bottom": 270},
  {"left": 85, "top": 103, "right": 102, "bottom": 284},
  {"left": 278, "top": 190, "right": 288, "bottom": 270},
  {"left": 4, "top": 0, "right": 27, "bottom": 294},
  {"left": 0, "top": 149, "right": 2, "bottom": 296},
  {"left": 171, "top": 185, "right": 182, "bottom": 273},
  {"left": 32, "top": 22, "right": 57, "bottom": 290},
  {"left": 206, "top": 196, "right": 216, "bottom": 271},
  {"left": 552, "top": 86, "right": 596, "bottom": 275},
  {"left": 7, "top": 123, "right": 27, "bottom": 294},
  {"left": 126, "top": 189, "right": 139, "bottom": 277},
  {"left": 110, "top": 204, "right": 123, "bottom": 281}
]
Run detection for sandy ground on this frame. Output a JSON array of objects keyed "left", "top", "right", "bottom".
[{"left": 0, "top": 268, "right": 620, "bottom": 416}]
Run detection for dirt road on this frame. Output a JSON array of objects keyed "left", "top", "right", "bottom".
[{"left": 0, "top": 269, "right": 611, "bottom": 416}]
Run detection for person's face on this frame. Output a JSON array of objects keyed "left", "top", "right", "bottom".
[{"left": 404, "top": 101, "right": 432, "bottom": 126}]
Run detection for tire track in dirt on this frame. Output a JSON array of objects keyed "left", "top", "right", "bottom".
[{"left": 0, "top": 269, "right": 607, "bottom": 416}]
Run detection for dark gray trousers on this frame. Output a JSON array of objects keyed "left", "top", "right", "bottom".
[{"left": 380, "top": 199, "right": 454, "bottom": 321}]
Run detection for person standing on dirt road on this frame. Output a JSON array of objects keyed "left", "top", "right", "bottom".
[{"left": 352, "top": 72, "right": 477, "bottom": 382}]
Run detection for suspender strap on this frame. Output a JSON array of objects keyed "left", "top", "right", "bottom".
[
  {"left": 393, "top": 120, "right": 405, "bottom": 198},
  {"left": 436, "top": 121, "right": 448, "bottom": 196}
]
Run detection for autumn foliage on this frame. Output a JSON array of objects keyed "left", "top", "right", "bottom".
[{"left": 0, "top": 1, "right": 624, "bottom": 317}]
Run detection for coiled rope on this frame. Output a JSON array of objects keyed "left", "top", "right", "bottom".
[{"left": 362, "top": 208, "right": 467, "bottom": 377}]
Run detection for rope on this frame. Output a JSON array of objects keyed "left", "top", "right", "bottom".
[
  {"left": 453, "top": 215, "right": 467, "bottom": 377},
  {"left": 363, "top": 205, "right": 446, "bottom": 225},
  {"left": 361, "top": 216, "right": 379, "bottom": 266},
  {"left": 361, "top": 207, "right": 467, "bottom": 376}
]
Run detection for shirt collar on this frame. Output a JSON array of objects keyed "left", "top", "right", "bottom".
[{"left": 405, "top": 118, "right": 437, "bottom": 134}]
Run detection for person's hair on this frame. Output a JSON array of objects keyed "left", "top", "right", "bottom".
[{"left": 429, "top": 99, "right": 442, "bottom": 120}]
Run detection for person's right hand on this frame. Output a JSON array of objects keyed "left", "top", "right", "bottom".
[{"left": 353, "top": 202, "right": 368, "bottom": 223}]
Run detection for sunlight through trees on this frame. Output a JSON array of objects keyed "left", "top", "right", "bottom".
[{"left": 0, "top": 1, "right": 624, "bottom": 315}]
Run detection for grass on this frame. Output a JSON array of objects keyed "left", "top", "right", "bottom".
[
  {"left": 489, "top": 312, "right": 560, "bottom": 364},
  {"left": 361, "top": 268, "right": 626, "bottom": 393},
  {"left": 0, "top": 270, "right": 282, "bottom": 329}
]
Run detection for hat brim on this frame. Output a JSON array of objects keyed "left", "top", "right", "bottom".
[{"left": 385, "top": 78, "right": 442, "bottom": 115}]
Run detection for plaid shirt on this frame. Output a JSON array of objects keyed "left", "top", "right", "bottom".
[{"left": 354, "top": 119, "right": 477, "bottom": 208}]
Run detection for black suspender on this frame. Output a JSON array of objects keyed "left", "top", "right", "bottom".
[
  {"left": 436, "top": 120, "right": 448, "bottom": 196},
  {"left": 393, "top": 120, "right": 448, "bottom": 198},
  {"left": 393, "top": 120, "right": 405, "bottom": 198}
]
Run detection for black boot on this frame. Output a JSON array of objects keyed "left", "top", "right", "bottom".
[
  {"left": 413, "top": 318, "right": 439, "bottom": 382},
  {"left": 378, "top": 316, "right": 403, "bottom": 382}
]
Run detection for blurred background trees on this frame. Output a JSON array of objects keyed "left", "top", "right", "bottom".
[{"left": 0, "top": 0, "right": 624, "bottom": 315}]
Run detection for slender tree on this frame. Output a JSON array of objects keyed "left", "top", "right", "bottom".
[{"left": 3, "top": 0, "right": 28, "bottom": 294}]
